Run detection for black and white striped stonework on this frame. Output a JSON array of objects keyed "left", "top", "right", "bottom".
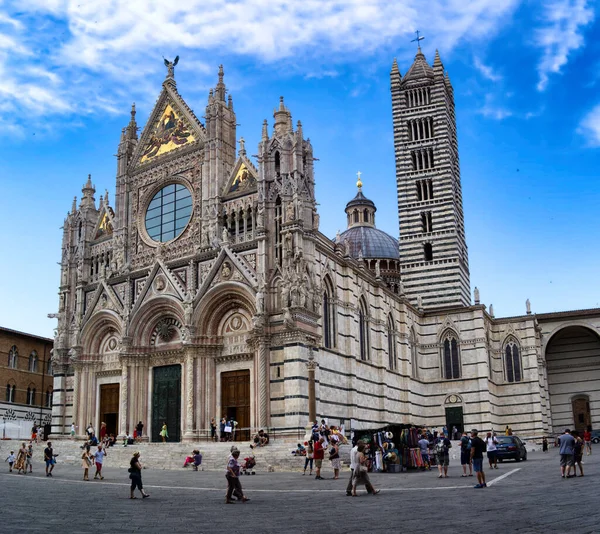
[{"left": 391, "top": 51, "right": 470, "bottom": 309}]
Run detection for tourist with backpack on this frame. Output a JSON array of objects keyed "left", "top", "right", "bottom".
[
  {"left": 434, "top": 432, "right": 451, "bottom": 478},
  {"left": 460, "top": 431, "right": 473, "bottom": 477}
]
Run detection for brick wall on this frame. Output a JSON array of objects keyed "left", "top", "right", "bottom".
[{"left": 0, "top": 327, "right": 53, "bottom": 409}]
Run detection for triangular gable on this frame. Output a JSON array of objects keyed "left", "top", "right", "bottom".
[
  {"left": 83, "top": 280, "right": 123, "bottom": 324},
  {"left": 132, "top": 83, "right": 206, "bottom": 168},
  {"left": 93, "top": 206, "right": 115, "bottom": 240},
  {"left": 195, "top": 246, "right": 258, "bottom": 305},
  {"left": 223, "top": 156, "right": 258, "bottom": 198},
  {"left": 130, "top": 259, "right": 187, "bottom": 315}
]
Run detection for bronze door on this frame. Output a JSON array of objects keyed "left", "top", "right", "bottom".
[
  {"left": 221, "top": 370, "right": 250, "bottom": 441},
  {"left": 99, "top": 384, "right": 119, "bottom": 437},
  {"left": 572, "top": 397, "right": 591, "bottom": 433},
  {"left": 152, "top": 365, "right": 181, "bottom": 442}
]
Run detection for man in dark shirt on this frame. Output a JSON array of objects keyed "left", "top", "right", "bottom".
[
  {"left": 470, "top": 429, "right": 487, "bottom": 488},
  {"left": 44, "top": 442, "right": 54, "bottom": 477}
]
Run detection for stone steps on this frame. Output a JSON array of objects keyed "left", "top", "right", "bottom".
[{"left": 45, "top": 440, "right": 352, "bottom": 472}]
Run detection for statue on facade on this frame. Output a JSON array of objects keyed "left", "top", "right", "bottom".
[
  {"left": 474, "top": 286, "right": 480, "bottom": 304},
  {"left": 163, "top": 55, "right": 179, "bottom": 78},
  {"left": 526, "top": 298, "right": 531, "bottom": 314},
  {"left": 286, "top": 201, "right": 295, "bottom": 222},
  {"left": 222, "top": 227, "right": 229, "bottom": 244}
]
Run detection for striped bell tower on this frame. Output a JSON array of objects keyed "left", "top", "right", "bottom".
[{"left": 390, "top": 47, "right": 470, "bottom": 309}]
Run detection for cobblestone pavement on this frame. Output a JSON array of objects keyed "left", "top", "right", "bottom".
[{"left": 1, "top": 448, "right": 598, "bottom": 533}]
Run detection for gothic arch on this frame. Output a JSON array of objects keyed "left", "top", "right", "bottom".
[
  {"left": 503, "top": 335, "right": 522, "bottom": 383},
  {"left": 80, "top": 310, "right": 123, "bottom": 356},
  {"left": 129, "top": 297, "right": 185, "bottom": 347},
  {"left": 440, "top": 329, "right": 461, "bottom": 380},
  {"left": 542, "top": 321, "right": 600, "bottom": 355},
  {"left": 195, "top": 282, "right": 255, "bottom": 337}
]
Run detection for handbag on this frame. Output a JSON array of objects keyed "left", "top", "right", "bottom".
[{"left": 224, "top": 425, "right": 232, "bottom": 433}]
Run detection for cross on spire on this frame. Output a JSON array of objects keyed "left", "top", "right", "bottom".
[
  {"left": 356, "top": 171, "right": 363, "bottom": 190},
  {"left": 411, "top": 30, "right": 425, "bottom": 50}
]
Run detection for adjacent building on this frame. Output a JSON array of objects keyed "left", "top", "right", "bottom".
[
  {"left": 0, "top": 327, "right": 53, "bottom": 430},
  {"left": 49, "top": 48, "right": 600, "bottom": 442}
]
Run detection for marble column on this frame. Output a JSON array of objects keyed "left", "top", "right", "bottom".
[
  {"left": 119, "top": 361, "right": 129, "bottom": 438},
  {"left": 72, "top": 365, "right": 81, "bottom": 437},
  {"left": 257, "top": 339, "right": 270, "bottom": 429},
  {"left": 183, "top": 350, "right": 195, "bottom": 441}
]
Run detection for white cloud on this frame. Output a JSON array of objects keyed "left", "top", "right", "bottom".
[
  {"left": 535, "top": 0, "right": 594, "bottom": 91},
  {"left": 0, "top": 0, "right": 522, "bottom": 131},
  {"left": 578, "top": 104, "right": 600, "bottom": 146},
  {"left": 473, "top": 57, "right": 502, "bottom": 82},
  {"left": 478, "top": 93, "right": 513, "bottom": 120}
]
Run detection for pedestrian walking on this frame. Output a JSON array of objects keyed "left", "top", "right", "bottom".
[
  {"left": 329, "top": 437, "right": 341, "bottom": 479},
  {"left": 136, "top": 421, "right": 144, "bottom": 441},
  {"left": 36, "top": 425, "right": 43, "bottom": 444},
  {"left": 583, "top": 427, "right": 592, "bottom": 455},
  {"left": 210, "top": 418, "right": 217, "bottom": 442},
  {"left": 128, "top": 451, "right": 150, "bottom": 499},
  {"left": 572, "top": 431, "right": 584, "bottom": 477},
  {"left": 5, "top": 451, "right": 16, "bottom": 472},
  {"left": 418, "top": 434, "right": 430, "bottom": 470},
  {"left": 313, "top": 436, "right": 325, "bottom": 480},
  {"left": 351, "top": 443, "right": 380, "bottom": 496},
  {"left": 225, "top": 449, "right": 249, "bottom": 504},
  {"left": 160, "top": 422, "right": 168, "bottom": 443},
  {"left": 14, "top": 443, "right": 27, "bottom": 475},
  {"left": 470, "top": 429, "right": 487, "bottom": 489},
  {"left": 94, "top": 444, "right": 106, "bottom": 480},
  {"left": 434, "top": 432, "right": 451, "bottom": 478},
  {"left": 70, "top": 422, "right": 76, "bottom": 439},
  {"left": 81, "top": 444, "right": 93, "bottom": 481},
  {"left": 31, "top": 424, "right": 37, "bottom": 441},
  {"left": 99, "top": 422, "right": 107, "bottom": 443},
  {"left": 44, "top": 441, "right": 55, "bottom": 477},
  {"left": 460, "top": 431, "right": 473, "bottom": 477},
  {"left": 542, "top": 436, "right": 548, "bottom": 452},
  {"left": 485, "top": 432, "right": 499, "bottom": 469},
  {"left": 558, "top": 429, "right": 576, "bottom": 478},
  {"left": 87, "top": 423, "right": 95, "bottom": 439},
  {"left": 26, "top": 442, "right": 33, "bottom": 473},
  {"left": 303, "top": 440, "right": 314, "bottom": 476}
]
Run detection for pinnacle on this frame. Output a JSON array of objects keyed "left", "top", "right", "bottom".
[{"left": 433, "top": 49, "right": 443, "bottom": 68}]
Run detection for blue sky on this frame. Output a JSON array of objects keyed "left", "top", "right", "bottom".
[{"left": 0, "top": 0, "right": 599, "bottom": 338}]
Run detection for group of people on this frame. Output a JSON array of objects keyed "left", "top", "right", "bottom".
[
  {"left": 80, "top": 443, "right": 108, "bottom": 480},
  {"left": 218, "top": 417, "right": 237, "bottom": 442},
  {"left": 557, "top": 428, "right": 586, "bottom": 477},
  {"left": 5, "top": 442, "right": 33, "bottom": 474},
  {"left": 30, "top": 424, "right": 44, "bottom": 443}
]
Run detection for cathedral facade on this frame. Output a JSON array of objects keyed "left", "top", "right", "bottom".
[{"left": 51, "top": 50, "right": 600, "bottom": 442}]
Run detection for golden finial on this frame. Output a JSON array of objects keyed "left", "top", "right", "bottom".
[{"left": 356, "top": 170, "right": 362, "bottom": 190}]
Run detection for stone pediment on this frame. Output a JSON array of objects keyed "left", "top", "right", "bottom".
[
  {"left": 131, "top": 83, "right": 206, "bottom": 169},
  {"left": 223, "top": 156, "right": 258, "bottom": 199},
  {"left": 92, "top": 205, "right": 115, "bottom": 241},
  {"left": 83, "top": 280, "right": 123, "bottom": 323},
  {"left": 130, "top": 259, "right": 187, "bottom": 314},
  {"left": 195, "top": 246, "right": 258, "bottom": 304}
]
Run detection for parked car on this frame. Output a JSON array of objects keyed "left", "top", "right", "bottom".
[
  {"left": 496, "top": 435, "right": 527, "bottom": 462},
  {"left": 590, "top": 430, "right": 600, "bottom": 444}
]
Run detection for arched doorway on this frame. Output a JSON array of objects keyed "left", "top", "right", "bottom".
[
  {"left": 572, "top": 395, "right": 591, "bottom": 434},
  {"left": 546, "top": 325, "right": 600, "bottom": 433}
]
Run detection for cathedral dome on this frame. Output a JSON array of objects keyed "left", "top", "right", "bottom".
[
  {"left": 336, "top": 226, "right": 399, "bottom": 260},
  {"left": 336, "top": 176, "right": 399, "bottom": 260}
]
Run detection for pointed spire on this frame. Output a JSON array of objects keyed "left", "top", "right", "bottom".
[
  {"left": 296, "top": 120, "right": 303, "bottom": 139},
  {"left": 273, "top": 96, "right": 291, "bottom": 136},
  {"left": 433, "top": 49, "right": 444, "bottom": 76},
  {"left": 126, "top": 102, "right": 138, "bottom": 140},
  {"left": 228, "top": 93, "right": 234, "bottom": 111},
  {"left": 104, "top": 190, "right": 109, "bottom": 206},
  {"left": 238, "top": 137, "right": 246, "bottom": 157},
  {"left": 71, "top": 196, "right": 77, "bottom": 214},
  {"left": 262, "top": 119, "right": 269, "bottom": 141},
  {"left": 403, "top": 48, "right": 434, "bottom": 82},
  {"left": 390, "top": 57, "right": 402, "bottom": 85},
  {"left": 80, "top": 174, "right": 96, "bottom": 209},
  {"left": 99, "top": 193, "right": 104, "bottom": 210},
  {"left": 215, "top": 64, "right": 226, "bottom": 101}
]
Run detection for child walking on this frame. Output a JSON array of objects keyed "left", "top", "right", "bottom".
[{"left": 5, "top": 451, "right": 16, "bottom": 472}]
